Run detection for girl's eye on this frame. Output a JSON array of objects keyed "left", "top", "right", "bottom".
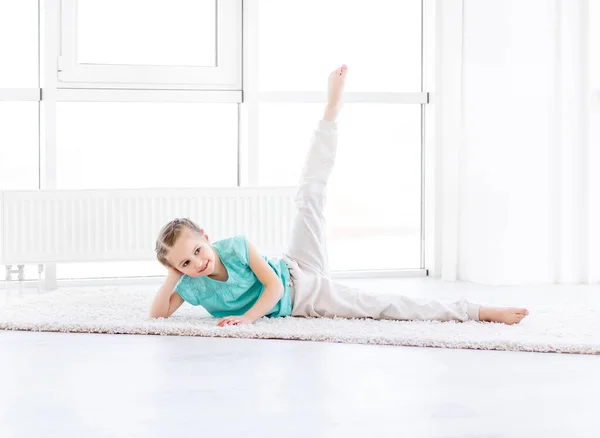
[{"left": 182, "top": 248, "right": 200, "bottom": 268}]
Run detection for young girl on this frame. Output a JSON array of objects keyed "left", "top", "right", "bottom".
[{"left": 150, "top": 65, "right": 529, "bottom": 327}]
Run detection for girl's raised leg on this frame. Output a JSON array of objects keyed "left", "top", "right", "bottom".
[{"left": 284, "top": 65, "right": 348, "bottom": 277}]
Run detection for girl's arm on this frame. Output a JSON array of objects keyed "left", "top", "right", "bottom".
[
  {"left": 149, "top": 269, "right": 185, "bottom": 318},
  {"left": 217, "top": 240, "right": 284, "bottom": 326}
]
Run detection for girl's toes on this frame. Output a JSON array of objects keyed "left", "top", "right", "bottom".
[{"left": 333, "top": 64, "right": 348, "bottom": 77}]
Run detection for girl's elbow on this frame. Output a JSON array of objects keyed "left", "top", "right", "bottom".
[
  {"left": 265, "top": 283, "right": 284, "bottom": 300},
  {"left": 149, "top": 308, "right": 169, "bottom": 319}
]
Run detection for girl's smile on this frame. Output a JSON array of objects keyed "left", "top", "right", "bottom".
[{"left": 198, "top": 260, "right": 209, "bottom": 274}]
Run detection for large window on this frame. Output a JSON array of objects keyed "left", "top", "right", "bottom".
[
  {"left": 257, "top": 0, "right": 423, "bottom": 270},
  {"left": 1, "top": 0, "right": 426, "bottom": 283}
]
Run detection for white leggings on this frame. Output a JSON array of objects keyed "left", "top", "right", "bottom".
[{"left": 282, "top": 120, "right": 480, "bottom": 322}]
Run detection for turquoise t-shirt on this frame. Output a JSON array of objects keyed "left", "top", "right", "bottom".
[{"left": 174, "top": 235, "right": 292, "bottom": 318}]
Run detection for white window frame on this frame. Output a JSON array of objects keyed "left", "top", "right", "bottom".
[
  {"left": 57, "top": 0, "right": 242, "bottom": 90},
  {"left": 244, "top": 0, "right": 432, "bottom": 276},
  {"left": 1, "top": 0, "right": 432, "bottom": 289}
]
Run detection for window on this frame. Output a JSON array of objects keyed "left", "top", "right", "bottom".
[
  {"left": 58, "top": 0, "right": 241, "bottom": 88},
  {"left": 0, "top": 0, "right": 39, "bottom": 191},
  {"left": 1, "top": 1, "right": 426, "bottom": 283},
  {"left": 258, "top": 0, "right": 421, "bottom": 92},
  {"left": 77, "top": 1, "right": 216, "bottom": 66},
  {"left": 258, "top": 103, "right": 422, "bottom": 270},
  {"left": 0, "top": 1, "right": 40, "bottom": 282},
  {"left": 55, "top": 102, "right": 238, "bottom": 189},
  {"left": 0, "top": 103, "right": 39, "bottom": 190},
  {"left": 256, "top": 0, "right": 423, "bottom": 270},
  {"left": 0, "top": 1, "right": 38, "bottom": 88}
]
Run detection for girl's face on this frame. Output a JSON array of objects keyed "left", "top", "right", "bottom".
[{"left": 168, "top": 228, "right": 216, "bottom": 277}]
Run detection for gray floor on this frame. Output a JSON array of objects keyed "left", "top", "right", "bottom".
[{"left": 1, "top": 278, "right": 599, "bottom": 438}]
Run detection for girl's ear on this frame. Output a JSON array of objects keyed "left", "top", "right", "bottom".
[{"left": 201, "top": 228, "right": 210, "bottom": 243}]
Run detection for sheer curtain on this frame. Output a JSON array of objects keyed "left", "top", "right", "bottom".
[{"left": 433, "top": 0, "right": 599, "bottom": 285}]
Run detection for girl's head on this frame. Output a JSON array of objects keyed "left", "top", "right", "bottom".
[{"left": 155, "top": 218, "right": 216, "bottom": 277}]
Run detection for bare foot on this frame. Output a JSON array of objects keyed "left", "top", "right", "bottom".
[
  {"left": 323, "top": 64, "right": 348, "bottom": 121},
  {"left": 479, "top": 306, "right": 529, "bottom": 325}
]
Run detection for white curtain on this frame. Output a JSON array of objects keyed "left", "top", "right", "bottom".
[{"left": 432, "top": 0, "right": 600, "bottom": 285}]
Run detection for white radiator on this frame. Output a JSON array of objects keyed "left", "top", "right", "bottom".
[{"left": 0, "top": 187, "right": 298, "bottom": 265}]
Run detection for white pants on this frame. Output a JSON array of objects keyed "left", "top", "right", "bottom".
[{"left": 282, "top": 120, "right": 480, "bottom": 322}]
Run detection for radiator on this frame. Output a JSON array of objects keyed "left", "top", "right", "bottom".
[{"left": 0, "top": 187, "right": 298, "bottom": 265}]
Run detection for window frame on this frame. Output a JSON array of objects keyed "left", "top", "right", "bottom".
[
  {"left": 57, "top": 0, "right": 242, "bottom": 90},
  {"left": 1, "top": 0, "right": 432, "bottom": 287},
  {"left": 246, "top": 0, "right": 429, "bottom": 273}
]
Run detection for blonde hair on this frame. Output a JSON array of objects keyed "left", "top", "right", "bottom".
[{"left": 155, "top": 218, "right": 203, "bottom": 268}]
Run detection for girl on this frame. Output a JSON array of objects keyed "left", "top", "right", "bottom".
[{"left": 150, "top": 65, "right": 529, "bottom": 327}]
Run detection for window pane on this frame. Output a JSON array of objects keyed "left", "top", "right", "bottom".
[
  {"left": 258, "top": 103, "right": 421, "bottom": 270},
  {"left": 78, "top": 0, "right": 216, "bottom": 66},
  {"left": 258, "top": 0, "right": 421, "bottom": 92},
  {"left": 0, "top": 1, "right": 38, "bottom": 87},
  {"left": 0, "top": 102, "right": 39, "bottom": 190},
  {"left": 57, "top": 261, "right": 165, "bottom": 280},
  {"left": 56, "top": 102, "right": 237, "bottom": 189}
]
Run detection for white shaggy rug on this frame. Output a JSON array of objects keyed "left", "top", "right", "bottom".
[{"left": 1, "top": 285, "right": 599, "bottom": 355}]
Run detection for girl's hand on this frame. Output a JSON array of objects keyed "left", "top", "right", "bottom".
[
  {"left": 217, "top": 315, "right": 256, "bottom": 327},
  {"left": 166, "top": 266, "right": 182, "bottom": 278}
]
